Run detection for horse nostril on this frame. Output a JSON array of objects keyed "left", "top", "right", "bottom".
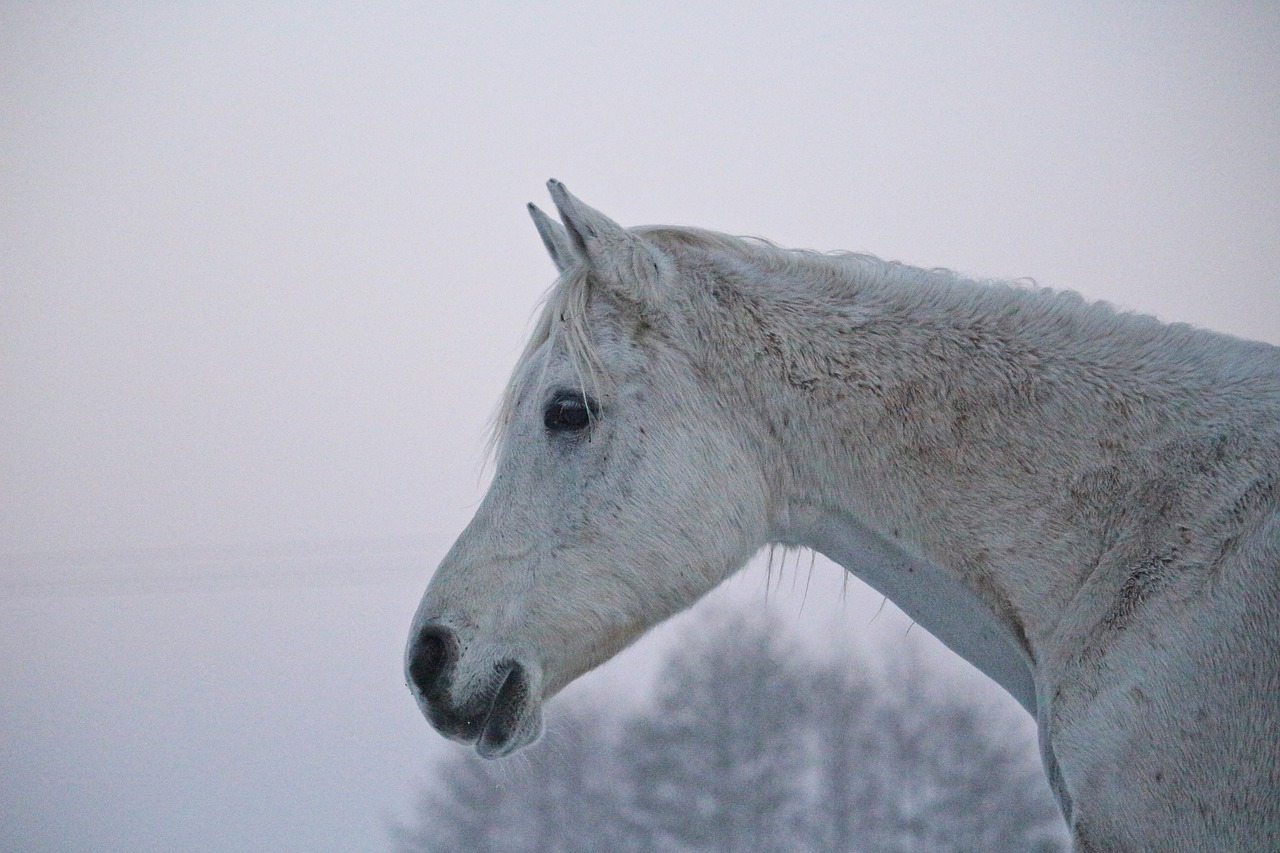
[{"left": 408, "top": 624, "right": 457, "bottom": 697}]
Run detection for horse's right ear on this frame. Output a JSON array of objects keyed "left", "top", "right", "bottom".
[
  {"left": 543, "top": 179, "right": 667, "bottom": 314},
  {"left": 528, "top": 203, "right": 578, "bottom": 274}
]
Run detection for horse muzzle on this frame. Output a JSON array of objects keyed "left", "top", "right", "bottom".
[{"left": 406, "top": 623, "right": 542, "bottom": 758}]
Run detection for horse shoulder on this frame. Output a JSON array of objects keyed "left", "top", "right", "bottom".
[{"left": 1040, "top": 437, "right": 1280, "bottom": 847}]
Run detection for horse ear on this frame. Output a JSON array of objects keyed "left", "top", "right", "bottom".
[
  {"left": 544, "top": 179, "right": 665, "bottom": 312},
  {"left": 527, "top": 203, "right": 578, "bottom": 273}
]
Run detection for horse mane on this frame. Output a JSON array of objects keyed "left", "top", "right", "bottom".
[{"left": 488, "top": 224, "right": 1186, "bottom": 457}]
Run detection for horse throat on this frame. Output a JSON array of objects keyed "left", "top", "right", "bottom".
[{"left": 784, "top": 504, "right": 1039, "bottom": 715}]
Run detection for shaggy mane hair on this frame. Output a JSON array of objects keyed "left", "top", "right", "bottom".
[{"left": 488, "top": 225, "right": 1184, "bottom": 455}]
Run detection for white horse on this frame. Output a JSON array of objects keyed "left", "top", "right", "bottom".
[{"left": 407, "top": 181, "right": 1279, "bottom": 850}]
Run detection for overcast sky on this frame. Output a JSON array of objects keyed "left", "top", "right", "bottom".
[{"left": 3, "top": 3, "right": 1278, "bottom": 851}]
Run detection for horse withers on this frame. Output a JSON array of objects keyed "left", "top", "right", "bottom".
[{"left": 407, "top": 181, "right": 1279, "bottom": 850}]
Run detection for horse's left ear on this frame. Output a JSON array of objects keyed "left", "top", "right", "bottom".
[
  {"left": 528, "top": 203, "right": 578, "bottom": 273},
  {"left": 545, "top": 179, "right": 666, "bottom": 312}
]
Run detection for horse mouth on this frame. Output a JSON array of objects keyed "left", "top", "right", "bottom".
[
  {"left": 475, "top": 663, "right": 534, "bottom": 757},
  {"left": 407, "top": 626, "right": 540, "bottom": 758},
  {"left": 419, "top": 661, "right": 538, "bottom": 758}
]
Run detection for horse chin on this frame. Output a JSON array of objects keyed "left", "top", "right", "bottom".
[
  {"left": 424, "top": 700, "right": 542, "bottom": 758},
  {"left": 473, "top": 664, "right": 544, "bottom": 758}
]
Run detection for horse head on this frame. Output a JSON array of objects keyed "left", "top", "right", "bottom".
[{"left": 405, "top": 181, "right": 771, "bottom": 756}]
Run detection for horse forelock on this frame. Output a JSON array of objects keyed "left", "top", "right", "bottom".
[{"left": 487, "top": 264, "right": 601, "bottom": 458}]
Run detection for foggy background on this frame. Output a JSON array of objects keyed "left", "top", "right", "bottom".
[{"left": 3, "top": 3, "right": 1278, "bottom": 851}]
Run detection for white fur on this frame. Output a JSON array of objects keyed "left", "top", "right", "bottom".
[{"left": 409, "top": 182, "right": 1279, "bottom": 850}]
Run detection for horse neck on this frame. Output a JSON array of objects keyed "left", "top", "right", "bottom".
[{"left": 690, "top": 252, "right": 1158, "bottom": 667}]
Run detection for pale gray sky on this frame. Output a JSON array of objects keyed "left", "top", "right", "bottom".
[{"left": 3, "top": 3, "right": 1278, "bottom": 851}]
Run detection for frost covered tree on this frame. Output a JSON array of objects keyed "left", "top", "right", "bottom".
[
  {"left": 390, "top": 709, "right": 637, "bottom": 853},
  {"left": 845, "top": 657, "right": 1067, "bottom": 853},
  {"left": 799, "top": 661, "right": 884, "bottom": 851},
  {"left": 618, "top": 612, "right": 812, "bottom": 852}
]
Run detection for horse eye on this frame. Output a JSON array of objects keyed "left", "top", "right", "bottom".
[{"left": 544, "top": 393, "right": 595, "bottom": 432}]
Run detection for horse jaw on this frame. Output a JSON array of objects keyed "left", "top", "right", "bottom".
[{"left": 403, "top": 506, "right": 703, "bottom": 757}]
